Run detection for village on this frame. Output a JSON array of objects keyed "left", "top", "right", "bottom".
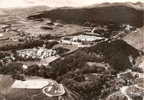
[{"left": 0, "top": 20, "right": 136, "bottom": 67}]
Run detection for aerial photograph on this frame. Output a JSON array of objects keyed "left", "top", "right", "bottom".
[{"left": 0, "top": 0, "right": 144, "bottom": 100}]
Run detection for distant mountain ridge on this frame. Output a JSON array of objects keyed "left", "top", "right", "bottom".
[{"left": 27, "top": 3, "right": 144, "bottom": 27}]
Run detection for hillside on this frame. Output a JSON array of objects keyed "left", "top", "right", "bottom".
[{"left": 27, "top": 3, "right": 144, "bottom": 27}]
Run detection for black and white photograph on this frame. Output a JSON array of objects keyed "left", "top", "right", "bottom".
[{"left": 0, "top": 0, "right": 144, "bottom": 100}]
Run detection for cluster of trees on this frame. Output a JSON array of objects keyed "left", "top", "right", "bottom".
[
  {"left": 0, "top": 40, "right": 45, "bottom": 51},
  {"left": 92, "top": 23, "right": 136, "bottom": 38}
]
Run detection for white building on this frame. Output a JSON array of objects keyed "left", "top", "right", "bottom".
[
  {"left": 72, "top": 35, "right": 103, "bottom": 42},
  {"left": 17, "top": 47, "right": 57, "bottom": 60},
  {"left": 60, "top": 34, "right": 104, "bottom": 47}
]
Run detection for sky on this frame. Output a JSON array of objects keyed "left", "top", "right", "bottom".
[{"left": 0, "top": 0, "right": 143, "bottom": 8}]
